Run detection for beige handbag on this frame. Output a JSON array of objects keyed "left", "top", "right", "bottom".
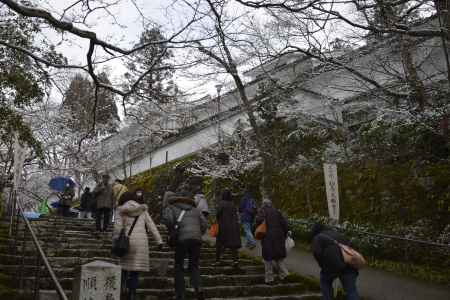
[{"left": 337, "top": 242, "right": 367, "bottom": 269}]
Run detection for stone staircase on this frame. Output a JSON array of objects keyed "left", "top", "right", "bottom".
[{"left": 0, "top": 217, "right": 321, "bottom": 299}]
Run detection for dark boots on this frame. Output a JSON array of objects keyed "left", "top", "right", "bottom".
[
  {"left": 127, "top": 288, "right": 137, "bottom": 300},
  {"left": 196, "top": 289, "right": 205, "bottom": 300}
]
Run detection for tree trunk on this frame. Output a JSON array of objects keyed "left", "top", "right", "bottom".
[
  {"left": 400, "top": 36, "right": 427, "bottom": 110},
  {"left": 435, "top": 0, "right": 450, "bottom": 37},
  {"left": 305, "top": 178, "right": 313, "bottom": 214}
]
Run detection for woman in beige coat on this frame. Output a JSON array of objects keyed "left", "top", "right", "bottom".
[{"left": 114, "top": 192, "right": 163, "bottom": 300}]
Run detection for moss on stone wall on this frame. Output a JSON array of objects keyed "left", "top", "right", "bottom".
[
  {"left": 126, "top": 154, "right": 449, "bottom": 232},
  {"left": 262, "top": 160, "right": 450, "bottom": 231},
  {"left": 201, "top": 158, "right": 448, "bottom": 232}
]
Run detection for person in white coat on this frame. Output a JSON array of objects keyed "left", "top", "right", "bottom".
[{"left": 114, "top": 191, "right": 164, "bottom": 300}]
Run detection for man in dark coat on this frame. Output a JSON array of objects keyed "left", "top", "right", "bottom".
[
  {"left": 255, "top": 198, "right": 289, "bottom": 284},
  {"left": 239, "top": 191, "right": 257, "bottom": 249},
  {"left": 59, "top": 184, "right": 74, "bottom": 217},
  {"left": 311, "top": 223, "right": 360, "bottom": 300},
  {"left": 161, "top": 189, "right": 207, "bottom": 300},
  {"left": 93, "top": 174, "right": 114, "bottom": 232},
  {"left": 214, "top": 189, "right": 241, "bottom": 266},
  {"left": 79, "top": 187, "right": 94, "bottom": 219}
]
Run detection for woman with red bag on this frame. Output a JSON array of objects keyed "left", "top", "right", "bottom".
[
  {"left": 213, "top": 189, "right": 241, "bottom": 267},
  {"left": 255, "top": 198, "right": 289, "bottom": 284}
]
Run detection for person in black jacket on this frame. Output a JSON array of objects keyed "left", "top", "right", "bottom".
[
  {"left": 311, "top": 223, "right": 360, "bottom": 300},
  {"left": 214, "top": 189, "right": 241, "bottom": 266},
  {"left": 59, "top": 184, "right": 74, "bottom": 217},
  {"left": 255, "top": 198, "right": 289, "bottom": 284},
  {"left": 79, "top": 187, "right": 94, "bottom": 219}
]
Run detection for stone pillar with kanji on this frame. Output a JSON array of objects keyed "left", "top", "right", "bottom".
[{"left": 72, "top": 260, "right": 121, "bottom": 300}]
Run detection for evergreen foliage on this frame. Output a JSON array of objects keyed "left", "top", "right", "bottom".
[
  {"left": 63, "top": 72, "right": 119, "bottom": 135},
  {"left": 125, "top": 27, "right": 178, "bottom": 128},
  {"left": 0, "top": 8, "right": 56, "bottom": 154}
]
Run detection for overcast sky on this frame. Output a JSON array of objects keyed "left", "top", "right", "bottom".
[
  {"left": 34, "top": 0, "right": 370, "bottom": 108},
  {"left": 39, "top": 0, "right": 227, "bottom": 104}
]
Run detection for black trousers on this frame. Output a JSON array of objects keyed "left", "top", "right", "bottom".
[
  {"left": 61, "top": 205, "right": 71, "bottom": 217},
  {"left": 96, "top": 207, "right": 111, "bottom": 231},
  {"left": 121, "top": 270, "right": 139, "bottom": 298},
  {"left": 216, "top": 241, "right": 238, "bottom": 262},
  {"left": 174, "top": 239, "right": 202, "bottom": 300}
]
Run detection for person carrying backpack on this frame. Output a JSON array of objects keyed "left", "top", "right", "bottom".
[
  {"left": 311, "top": 223, "right": 360, "bottom": 300},
  {"left": 161, "top": 189, "right": 207, "bottom": 300},
  {"left": 239, "top": 191, "right": 257, "bottom": 249}
]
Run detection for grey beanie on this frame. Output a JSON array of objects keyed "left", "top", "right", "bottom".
[{"left": 262, "top": 198, "right": 272, "bottom": 206}]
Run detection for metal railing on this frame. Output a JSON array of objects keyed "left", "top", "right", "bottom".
[
  {"left": 288, "top": 217, "right": 450, "bottom": 248},
  {"left": 8, "top": 190, "right": 68, "bottom": 300},
  {"left": 288, "top": 217, "right": 450, "bottom": 266}
]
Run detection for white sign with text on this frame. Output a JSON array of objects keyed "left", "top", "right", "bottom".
[
  {"left": 323, "top": 163, "right": 340, "bottom": 221},
  {"left": 74, "top": 260, "right": 121, "bottom": 300}
]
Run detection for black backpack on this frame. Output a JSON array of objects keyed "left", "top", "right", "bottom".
[{"left": 167, "top": 209, "right": 186, "bottom": 248}]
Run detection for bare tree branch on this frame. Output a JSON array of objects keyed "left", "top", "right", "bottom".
[{"left": 0, "top": 40, "right": 85, "bottom": 70}]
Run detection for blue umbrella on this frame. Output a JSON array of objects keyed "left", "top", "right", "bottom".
[
  {"left": 50, "top": 201, "right": 61, "bottom": 208},
  {"left": 48, "top": 176, "right": 75, "bottom": 192}
]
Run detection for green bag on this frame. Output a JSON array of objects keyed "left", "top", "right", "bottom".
[{"left": 38, "top": 199, "right": 49, "bottom": 215}]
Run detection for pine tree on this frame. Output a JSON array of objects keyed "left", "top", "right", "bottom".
[
  {"left": 125, "top": 27, "right": 178, "bottom": 130},
  {"left": 63, "top": 72, "right": 119, "bottom": 135}
]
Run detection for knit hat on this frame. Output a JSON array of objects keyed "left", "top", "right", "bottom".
[
  {"left": 311, "top": 222, "right": 324, "bottom": 238},
  {"left": 174, "top": 189, "right": 193, "bottom": 200},
  {"left": 262, "top": 198, "right": 272, "bottom": 206},
  {"left": 169, "top": 187, "right": 195, "bottom": 206}
]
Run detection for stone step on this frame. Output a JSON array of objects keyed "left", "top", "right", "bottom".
[
  {"left": 207, "top": 295, "right": 322, "bottom": 300},
  {"left": 14, "top": 230, "right": 167, "bottom": 239},
  {"left": 21, "top": 223, "right": 168, "bottom": 234},
  {"left": 19, "top": 274, "right": 273, "bottom": 290},
  {"left": 0, "top": 248, "right": 228, "bottom": 261},
  {"left": 2, "top": 216, "right": 319, "bottom": 300},
  {"left": 140, "top": 283, "right": 309, "bottom": 298},
  {"left": 39, "top": 283, "right": 308, "bottom": 299},
  {"left": 0, "top": 235, "right": 172, "bottom": 246},
  {"left": 0, "top": 255, "right": 118, "bottom": 267},
  {"left": 0, "top": 264, "right": 265, "bottom": 278},
  {"left": 28, "top": 218, "right": 167, "bottom": 229},
  {"left": 14, "top": 226, "right": 167, "bottom": 236},
  {"left": 0, "top": 254, "right": 256, "bottom": 268},
  {"left": 18, "top": 232, "right": 168, "bottom": 244},
  {"left": 0, "top": 242, "right": 220, "bottom": 257}
]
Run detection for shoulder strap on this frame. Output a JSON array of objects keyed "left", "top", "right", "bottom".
[
  {"left": 176, "top": 210, "right": 186, "bottom": 223},
  {"left": 173, "top": 210, "right": 186, "bottom": 229},
  {"left": 119, "top": 185, "right": 127, "bottom": 196},
  {"left": 128, "top": 215, "right": 140, "bottom": 236}
]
